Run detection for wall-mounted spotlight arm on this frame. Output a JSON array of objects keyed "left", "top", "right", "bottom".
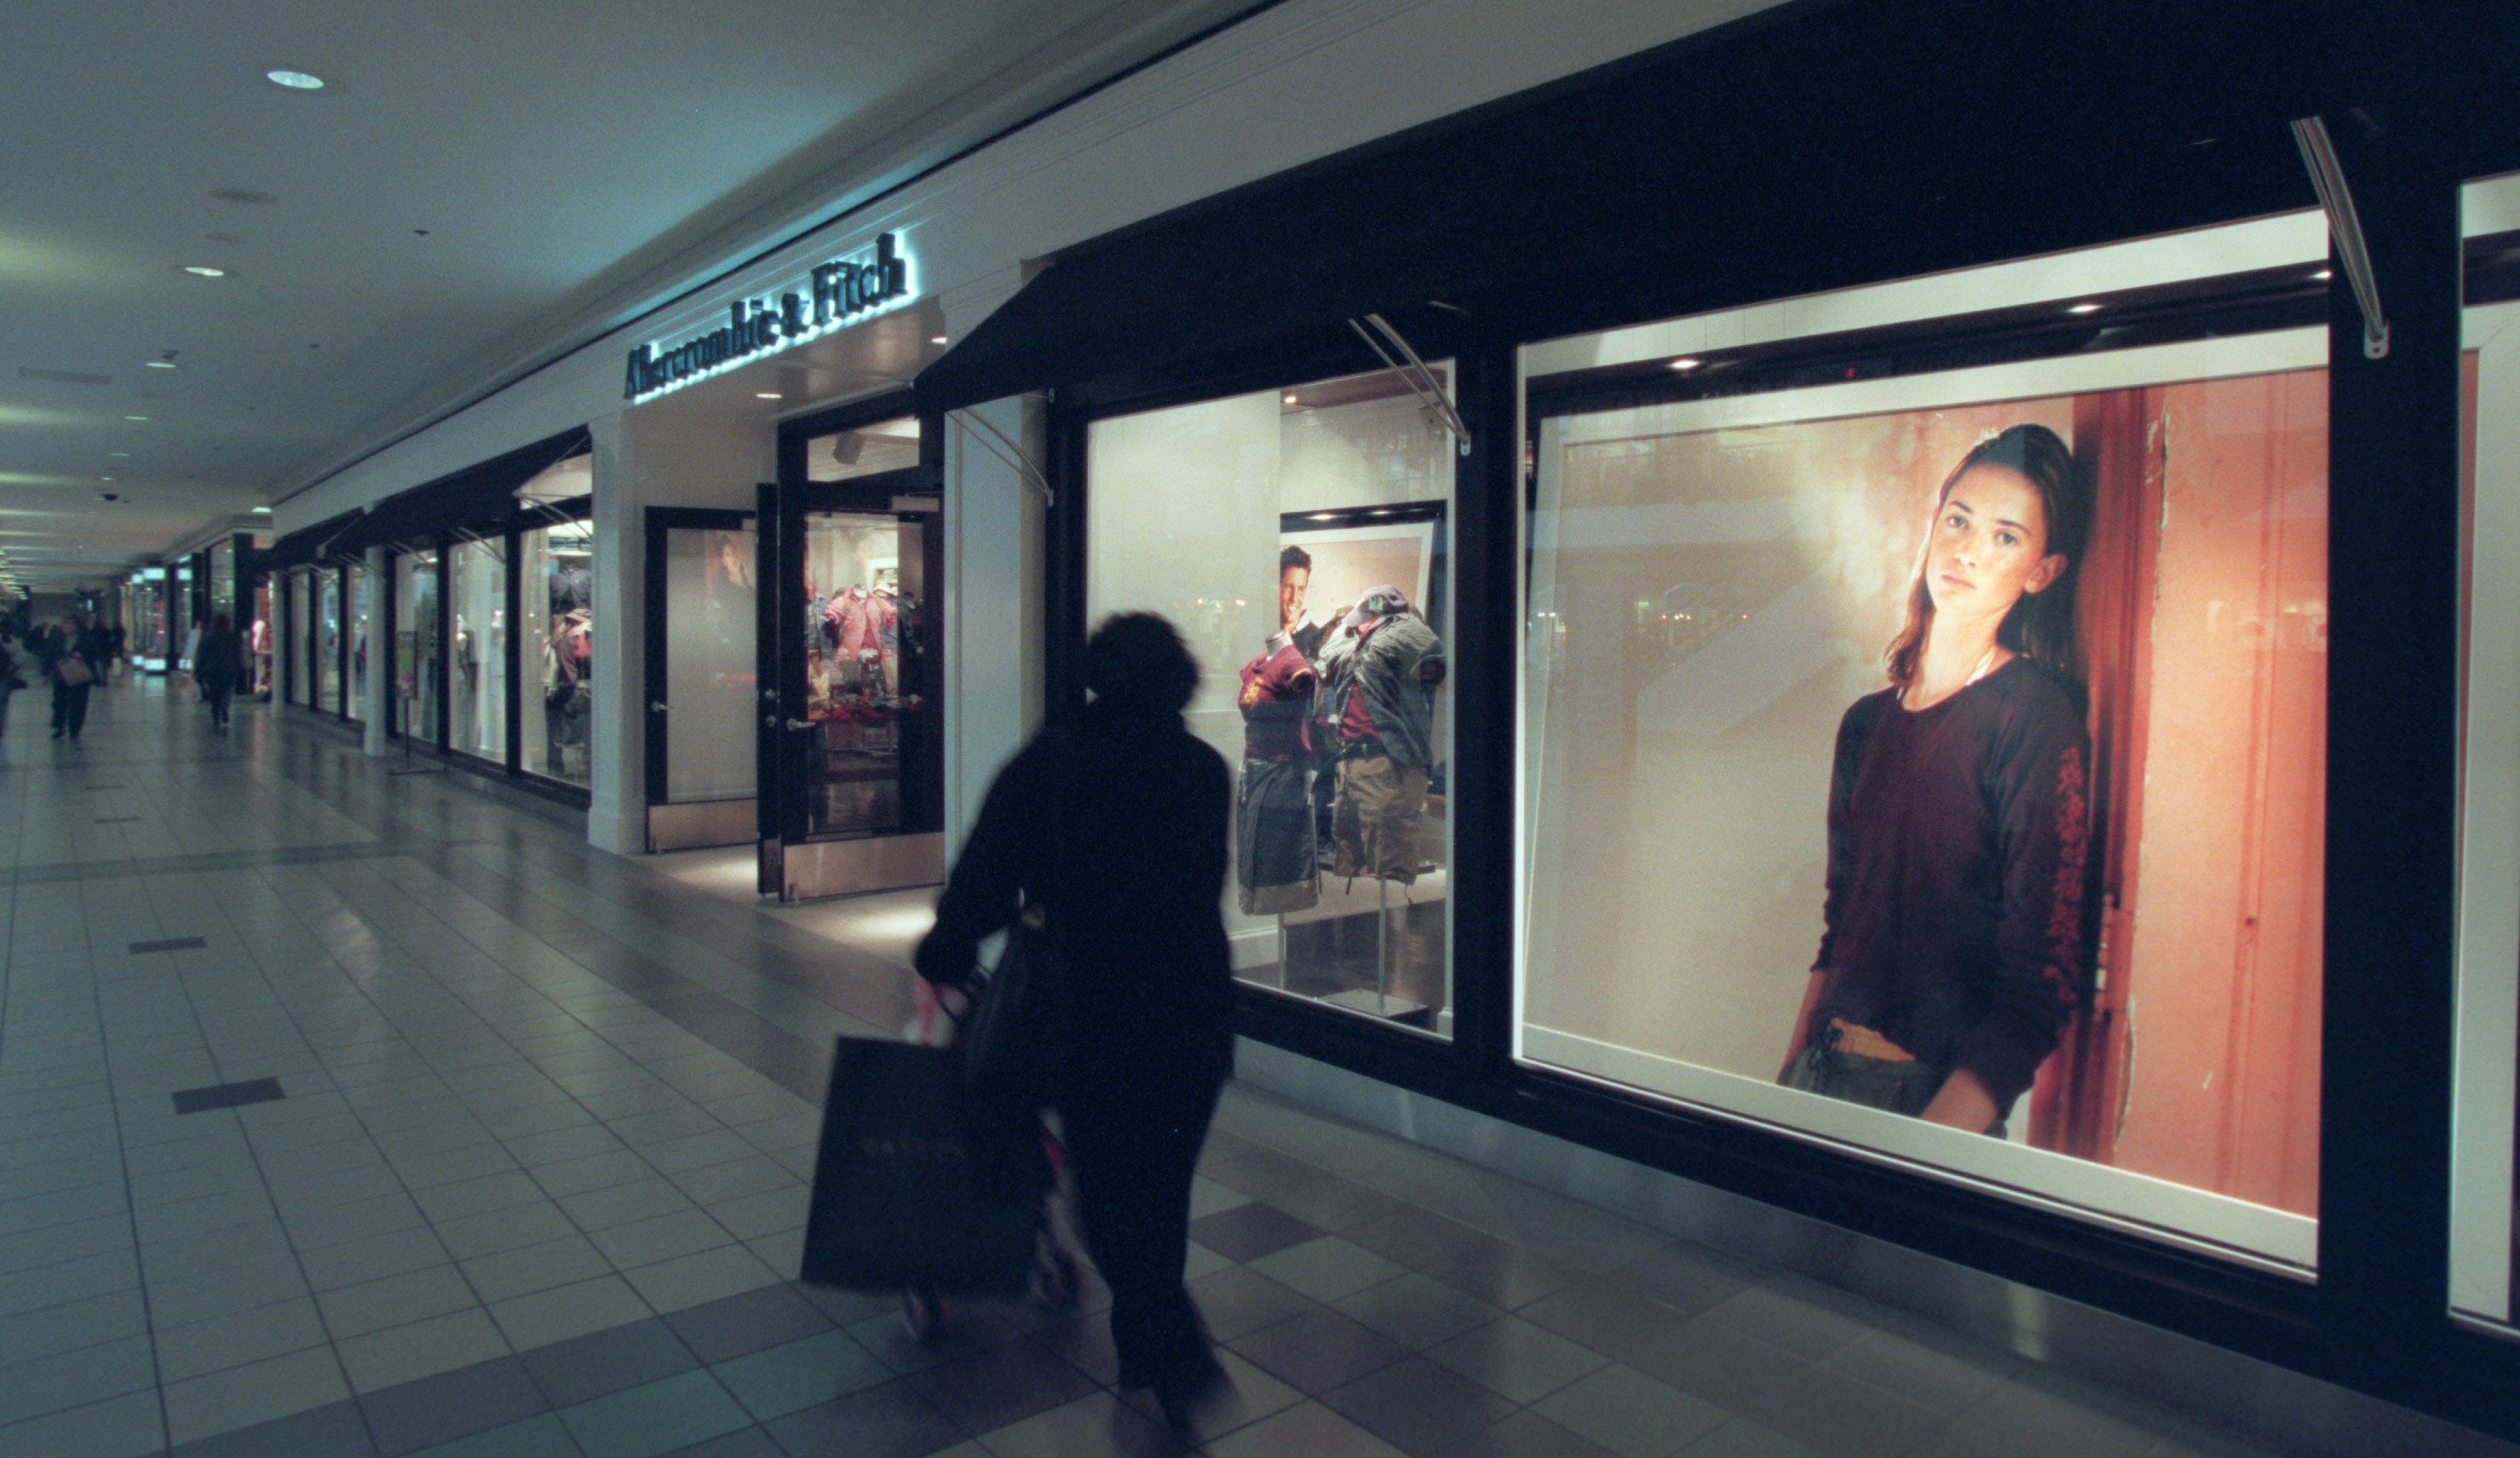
[
  {"left": 2291, "top": 116, "right": 2390, "bottom": 360},
  {"left": 948, "top": 403, "right": 1054, "bottom": 505},
  {"left": 1349, "top": 313, "right": 1472, "bottom": 456}
]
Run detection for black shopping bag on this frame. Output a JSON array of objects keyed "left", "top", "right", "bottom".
[{"left": 798, "top": 1036, "right": 1045, "bottom": 1297}]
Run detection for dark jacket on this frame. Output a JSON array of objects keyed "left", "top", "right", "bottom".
[
  {"left": 194, "top": 629, "right": 244, "bottom": 689},
  {"left": 915, "top": 705, "right": 1235, "bottom": 1091}
]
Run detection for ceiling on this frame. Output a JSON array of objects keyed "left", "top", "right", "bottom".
[{"left": 0, "top": 0, "right": 1260, "bottom": 591}]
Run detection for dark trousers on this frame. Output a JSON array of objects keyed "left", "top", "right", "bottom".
[
  {"left": 50, "top": 682, "right": 89, "bottom": 738},
  {"left": 1062, "top": 1073, "right": 1223, "bottom": 1392},
  {"left": 205, "top": 682, "right": 234, "bottom": 726}
]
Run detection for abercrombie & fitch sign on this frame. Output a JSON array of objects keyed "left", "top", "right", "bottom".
[{"left": 624, "top": 232, "right": 912, "bottom": 402}]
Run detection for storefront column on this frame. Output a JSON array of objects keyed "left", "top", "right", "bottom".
[
  {"left": 938, "top": 390, "right": 1044, "bottom": 860},
  {"left": 362, "top": 546, "right": 389, "bottom": 755}
]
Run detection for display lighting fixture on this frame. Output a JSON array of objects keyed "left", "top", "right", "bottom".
[
  {"left": 146, "top": 360, "right": 177, "bottom": 370},
  {"left": 2313, "top": 268, "right": 2334, "bottom": 281},
  {"left": 182, "top": 266, "right": 227, "bottom": 278},
  {"left": 1282, "top": 393, "right": 1300, "bottom": 405},
  {"left": 1668, "top": 358, "right": 1703, "bottom": 370},
  {"left": 931, "top": 336, "right": 949, "bottom": 345},
  {"left": 755, "top": 392, "right": 781, "bottom": 400},
  {"left": 2067, "top": 301, "right": 2103, "bottom": 314},
  {"left": 264, "top": 69, "right": 325, "bottom": 90}
]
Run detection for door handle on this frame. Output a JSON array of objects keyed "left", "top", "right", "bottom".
[
  {"left": 650, "top": 701, "right": 668, "bottom": 714},
  {"left": 785, "top": 718, "right": 816, "bottom": 732}
]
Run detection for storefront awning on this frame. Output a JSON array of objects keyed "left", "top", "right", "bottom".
[
  {"left": 256, "top": 510, "right": 363, "bottom": 571},
  {"left": 335, "top": 426, "right": 591, "bottom": 554},
  {"left": 918, "top": 0, "right": 2518, "bottom": 416}
]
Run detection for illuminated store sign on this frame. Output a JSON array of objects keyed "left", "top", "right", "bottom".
[{"left": 624, "top": 232, "right": 913, "bottom": 403}]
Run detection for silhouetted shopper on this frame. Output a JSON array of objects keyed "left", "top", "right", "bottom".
[
  {"left": 0, "top": 632, "right": 23, "bottom": 738},
  {"left": 196, "top": 613, "right": 243, "bottom": 729},
  {"left": 46, "top": 616, "right": 101, "bottom": 740},
  {"left": 915, "top": 612, "right": 1234, "bottom": 1431}
]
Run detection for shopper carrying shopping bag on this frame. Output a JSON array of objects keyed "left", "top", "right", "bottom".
[{"left": 910, "top": 611, "right": 1236, "bottom": 1434}]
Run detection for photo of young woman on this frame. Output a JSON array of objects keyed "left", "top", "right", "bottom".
[{"left": 1777, "top": 423, "right": 2095, "bottom": 1135}]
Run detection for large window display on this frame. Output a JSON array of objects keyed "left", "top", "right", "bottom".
[
  {"left": 315, "top": 568, "right": 341, "bottom": 714},
  {"left": 348, "top": 563, "right": 373, "bottom": 724},
  {"left": 1520, "top": 215, "right": 2329, "bottom": 1268},
  {"left": 287, "top": 571, "right": 311, "bottom": 703},
  {"left": 521, "top": 518, "right": 592, "bottom": 786},
  {"left": 449, "top": 537, "right": 507, "bottom": 760},
  {"left": 1089, "top": 368, "right": 1455, "bottom": 1032},
  {"left": 799, "top": 511, "right": 919, "bottom": 835},
  {"left": 2452, "top": 173, "right": 2520, "bottom": 1335},
  {"left": 394, "top": 548, "right": 440, "bottom": 743}
]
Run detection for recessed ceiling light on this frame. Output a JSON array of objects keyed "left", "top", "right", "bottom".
[
  {"left": 1282, "top": 394, "right": 1299, "bottom": 405},
  {"left": 97, "top": 477, "right": 113, "bottom": 483},
  {"left": 108, "top": 451, "right": 129, "bottom": 458},
  {"left": 265, "top": 69, "right": 325, "bottom": 90},
  {"left": 182, "top": 266, "right": 227, "bottom": 278},
  {"left": 2067, "top": 301, "right": 2103, "bottom": 314},
  {"left": 252, "top": 507, "right": 272, "bottom": 514},
  {"left": 146, "top": 360, "right": 177, "bottom": 370},
  {"left": 124, "top": 415, "right": 148, "bottom": 422},
  {"left": 930, "top": 336, "right": 949, "bottom": 346},
  {"left": 1668, "top": 358, "right": 1703, "bottom": 370},
  {"left": 756, "top": 392, "right": 781, "bottom": 400},
  {"left": 2312, "top": 268, "right": 2333, "bottom": 281}
]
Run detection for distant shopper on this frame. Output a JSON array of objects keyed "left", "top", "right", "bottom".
[
  {"left": 45, "top": 616, "right": 100, "bottom": 740},
  {"left": 195, "top": 613, "right": 244, "bottom": 729},
  {"left": 108, "top": 623, "right": 127, "bottom": 681},
  {"left": 915, "top": 612, "right": 1234, "bottom": 1434},
  {"left": 0, "top": 630, "right": 24, "bottom": 738}
]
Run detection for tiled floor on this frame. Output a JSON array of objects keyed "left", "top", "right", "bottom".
[{"left": 0, "top": 679, "right": 2506, "bottom": 1457}]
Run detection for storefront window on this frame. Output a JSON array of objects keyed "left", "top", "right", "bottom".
[
  {"left": 348, "top": 564, "right": 373, "bottom": 723},
  {"left": 664, "top": 525, "right": 756, "bottom": 802},
  {"left": 209, "top": 541, "right": 234, "bottom": 631},
  {"left": 521, "top": 519, "right": 592, "bottom": 785},
  {"left": 2452, "top": 170, "right": 2520, "bottom": 1332},
  {"left": 288, "top": 572, "right": 311, "bottom": 703},
  {"left": 1087, "top": 368, "right": 1456, "bottom": 1034},
  {"left": 315, "top": 569, "right": 341, "bottom": 713},
  {"left": 395, "top": 549, "right": 440, "bottom": 743},
  {"left": 448, "top": 537, "right": 508, "bottom": 761},
  {"left": 250, "top": 577, "right": 273, "bottom": 697},
  {"left": 1519, "top": 214, "right": 2329, "bottom": 1268},
  {"left": 805, "top": 416, "right": 919, "bottom": 481},
  {"left": 173, "top": 563, "right": 196, "bottom": 675}
]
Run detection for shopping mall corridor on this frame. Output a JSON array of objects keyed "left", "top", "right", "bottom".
[{"left": 0, "top": 677, "right": 2494, "bottom": 1458}]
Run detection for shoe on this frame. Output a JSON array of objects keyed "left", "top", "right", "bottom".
[{"left": 1150, "top": 1353, "right": 1225, "bottom": 1438}]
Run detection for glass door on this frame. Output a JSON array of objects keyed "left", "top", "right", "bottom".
[
  {"left": 643, "top": 510, "right": 758, "bottom": 851},
  {"left": 757, "top": 410, "right": 945, "bottom": 900}
]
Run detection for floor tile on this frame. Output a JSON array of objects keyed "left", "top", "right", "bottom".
[
  {"left": 591, "top": 1208, "right": 735, "bottom": 1269},
  {"left": 1529, "top": 1363, "right": 1728, "bottom": 1458},
  {"left": 558, "top": 1369, "right": 751, "bottom": 1458},
  {"left": 0, "top": 1284, "right": 151, "bottom": 1369},
  {"left": 337, "top": 1306, "right": 514, "bottom": 1393},
  {"left": 1228, "top": 1306, "right": 1417, "bottom": 1395},
  {"left": 513, "top": 1315, "right": 698, "bottom": 1411},
  {"left": 1333, "top": 1273, "right": 1506, "bottom": 1352},
  {"left": 0, "top": 1332, "right": 157, "bottom": 1426},
  {"left": 163, "top": 1346, "right": 355, "bottom": 1447},
  {"left": 301, "top": 1225, "right": 457, "bottom": 1293},
  {"left": 358, "top": 1353, "right": 549, "bottom": 1455},
  {"left": 1424, "top": 1409, "right": 1627, "bottom": 1458},
  {"left": 665, "top": 1283, "right": 833, "bottom": 1364},
  {"left": 1202, "top": 1398, "right": 1412, "bottom": 1458},
  {"left": 1320, "top": 1353, "right": 1521, "bottom": 1455},
  {"left": 463, "top": 1232, "right": 615, "bottom": 1304},
  {"left": 560, "top": 1176, "right": 698, "bottom": 1232},
  {"left": 0, "top": 1391, "right": 166, "bottom": 1458},
  {"left": 710, "top": 1328, "right": 894, "bottom": 1421},
  {"left": 1191, "top": 1202, "right": 1328, "bottom": 1263},
  {"left": 760, "top": 1378, "right": 964, "bottom": 1458},
  {"left": 405, "top": 1412, "right": 580, "bottom": 1458},
  {"left": 531, "top": 1149, "right": 658, "bottom": 1201},
  {"left": 1187, "top": 1265, "right": 1322, "bottom": 1342},
  {"left": 1250, "top": 1236, "right": 1413, "bottom": 1305},
  {"left": 1423, "top": 1316, "right": 1609, "bottom": 1405},
  {"left": 154, "top": 1294, "right": 332, "bottom": 1382},
  {"left": 492, "top": 1273, "right": 656, "bottom": 1351},
  {"left": 435, "top": 1198, "right": 580, "bottom": 1260},
  {"left": 621, "top": 1243, "right": 782, "bottom": 1314},
  {"left": 898, "top": 1333, "right": 1097, "bottom": 1436},
  {"left": 318, "top": 1263, "right": 479, "bottom": 1340},
  {"left": 969, "top": 1390, "right": 1173, "bottom": 1458}
]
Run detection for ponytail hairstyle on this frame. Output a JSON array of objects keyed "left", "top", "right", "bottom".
[{"left": 1884, "top": 422, "right": 2092, "bottom": 693}]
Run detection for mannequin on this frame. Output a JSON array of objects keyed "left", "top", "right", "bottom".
[
  {"left": 1236, "top": 628, "right": 1319, "bottom": 914},
  {"left": 1319, "top": 586, "right": 1445, "bottom": 884}
]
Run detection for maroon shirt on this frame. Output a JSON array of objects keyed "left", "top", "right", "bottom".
[
  {"left": 1238, "top": 644, "right": 1315, "bottom": 762},
  {"left": 1809, "top": 658, "right": 2091, "bottom": 1110}
]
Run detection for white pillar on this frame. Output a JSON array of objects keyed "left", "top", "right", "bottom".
[
  {"left": 586, "top": 414, "right": 643, "bottom": 853},
  {"left": 363, "top": 546, "right": 389, "bottom": 755},
  {"left": 939, "top": 390, "right": 1045, "bottom": 859}
]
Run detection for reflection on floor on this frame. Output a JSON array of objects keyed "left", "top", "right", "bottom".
[
  {"left": 650, "top": 844, "right": 939, "bottom": 984},
  {"left": 0, "top": 679, "right": 2505, "bottom": 1457}
]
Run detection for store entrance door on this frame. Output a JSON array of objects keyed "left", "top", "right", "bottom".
[
  {"left": 755, "top": 467, "right": 944, "bottom": 901},
  {"left": 644, "top": 508, "right": 760, "bottom": 852}
]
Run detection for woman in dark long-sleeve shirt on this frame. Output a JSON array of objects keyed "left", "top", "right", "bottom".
[
  {"left": 915, "top": 612, "right": 1234, "bottom": 1427},
  {"left": 1782, "top": 424, "right": 2094, "bottom": 1134}
]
